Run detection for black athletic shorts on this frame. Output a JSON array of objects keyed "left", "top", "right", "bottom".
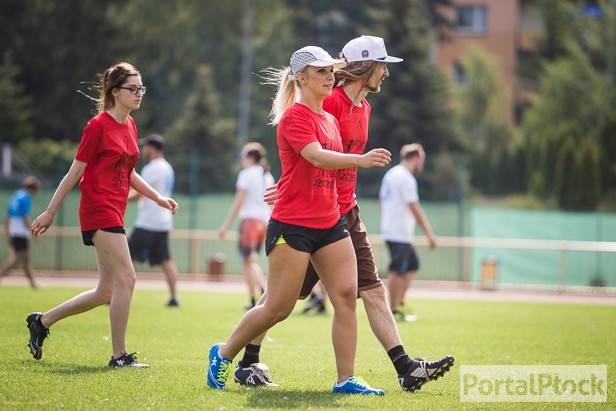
[
  {"left": 299, "top": 205, "right": 382, "bottom": 299},
  {"left": 81, "top": 226, "right": 126, "bottom": 246},
  {"left": 10, "top": 236, "right": 29, "bottom": 251},
  {"left": 386, "top": 241, "right": 419, "bottom": 275},
  {"left": 128, "top": 227, "right": 171, "bottom": 265},
  {"left": 265, "top": 217, "right": 349, "bottom": 256}
]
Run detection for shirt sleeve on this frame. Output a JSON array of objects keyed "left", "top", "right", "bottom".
[
  {"left": 75, "top": 119, "right": 102, "bottom": 164},
  {"left": 403, "top": 175, "right": 419, "bottom": 204},
  {"left": 279, "top": 110, "right": 318, "bottom": 155},
  {"left": 236, "top": 169, "right": 249, "bottom": 190},
  {"left": 18, "top": 194, "right": 32, "bottom": 216}
]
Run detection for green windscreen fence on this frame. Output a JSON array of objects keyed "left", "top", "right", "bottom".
[{"left": 469, "top": 207, "right": 616, "bottom": 288}]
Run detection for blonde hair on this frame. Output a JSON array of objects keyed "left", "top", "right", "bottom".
[{"left": 261, "top": 67, "right": 301, "bottom": 125}]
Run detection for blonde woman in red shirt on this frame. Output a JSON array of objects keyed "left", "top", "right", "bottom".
[
  {"left": 27, "top": 62, "right": 178, "bottom": 368},
  {"left": 207, "top": 46, "right": 391, "bottom": 394}
]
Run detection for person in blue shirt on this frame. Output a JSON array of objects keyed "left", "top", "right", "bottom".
[{"left": 1, "top": 176, "right": 41, "bottom": 288}]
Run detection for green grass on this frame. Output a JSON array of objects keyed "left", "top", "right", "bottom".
[{"left": 1, "top": 285, "right": 614, "bottom": 410}]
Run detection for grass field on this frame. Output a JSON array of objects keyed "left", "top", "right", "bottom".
[{"left": 0, "top": 285, "right": 614, "bottom": 410}]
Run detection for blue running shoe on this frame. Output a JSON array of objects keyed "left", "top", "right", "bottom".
[
  {"left": 333, "top": 375, "right": 384, "bottom": 396},
  {"left": 207, "top": 343, "right": 233, "bottom": 389}
]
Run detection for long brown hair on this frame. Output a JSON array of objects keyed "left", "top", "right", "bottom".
[{"left": 96, "top": 62, "right": 141, "bottom": 114}]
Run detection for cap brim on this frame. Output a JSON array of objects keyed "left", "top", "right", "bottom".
[
  {"left": 309, "top": 59, "right": 347, "bottom": 69},
  {"left": 376, "top": 56, "right": 403, "bottom": 63}
]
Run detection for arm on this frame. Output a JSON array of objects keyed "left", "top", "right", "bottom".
[
  {"left": 263, "top": 184, "right": 278, "bottom": 206},
  {"left": 127, "top": 188, "right": 142, "bottom": 202},
  {"left": 409, "top": 202, "right": 437, "bottom": 250},
  {"left": 219, "top": 189, "right": 247, "bottom": 239},
  {"left": 300, "top": 142, "right": 390, "bottom": 169},
  {"left": 31, "top": 159, "right": 87, "bottom": 237},
  {"left": 130, "top": 170, "right": 178, "bottom": 214}
]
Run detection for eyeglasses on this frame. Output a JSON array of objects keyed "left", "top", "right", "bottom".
[{"left": 117, "top": 85, "right": 147, "bottom": 95}]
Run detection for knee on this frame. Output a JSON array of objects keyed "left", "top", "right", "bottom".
[
  {"left": 116, "top": 271, "right": 136, "bottom": 292},
  {"left": 261, "top": 303, "right": 293, "bottom": 324},
  {"left": 361, "top": 285, "right": 387, "bottom": 303},
  {"left": 334, "top": 286, "right": 358, "bottom": 309}
]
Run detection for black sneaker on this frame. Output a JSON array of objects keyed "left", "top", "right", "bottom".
[
  {"left": 167, "top": 297, "right": 179, "bottom": 307},
  {"left": 233, "top": 362, "right": 278, "bottom": 387},
  {"left": 399, "top": 355, "right": 455, "bottom": 392},
  {"left": 26, "top": 312, "right": 49, "bottom": 360},
  {"left": 108, "top": 352, "right": 149, "bottom": 368}
]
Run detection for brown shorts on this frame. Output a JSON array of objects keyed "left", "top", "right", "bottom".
[{"left": 299, "top": 204, "right": 382, "bottom": 299}]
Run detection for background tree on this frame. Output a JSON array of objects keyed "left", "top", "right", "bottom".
[
  {"left": 165, "top": 65, "right": 236, "bottom": 193},
  {"left": 0, "top": 51, "right": 32, "bottom": 145}
]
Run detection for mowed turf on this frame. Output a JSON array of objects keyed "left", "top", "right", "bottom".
[{"left": 0, "top": 285, "right": 614, "bottom": 410}]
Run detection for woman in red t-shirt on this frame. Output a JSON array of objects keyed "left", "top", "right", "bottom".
[
  {"left": 28, "top": 62, "right": 178, "bottom": 368},
  {"left": 207, "top": 46, "right": 391, "bottom": 394}
]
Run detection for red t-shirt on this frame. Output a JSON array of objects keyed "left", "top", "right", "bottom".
[
  {"left": 272, "top": 103, "right": 343, "bottom": 229},
  {"left": 75, "top": 112, "right": 140, "bottom": 231},
  {"left": 323, "top": 86, "right": 371, "bottom": 215}
]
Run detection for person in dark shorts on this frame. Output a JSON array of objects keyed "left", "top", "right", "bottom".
[
  {"left": 206, "top": 45, "right": 391, "bottom": 395},
  {"left": 380, "top": 143, "right": 437, "bottom": 321},
  {"left": 28, "top": 62, "right": 178, "bottom": 368},
  {"left": 128, "top": 134, "right": 180, "bottom": 307},
  {"left": 236, "top": 36, "right": 454, "bottom": 393},
  {"left": 1, "top": 176, "right": 41, "bottom": 288}
]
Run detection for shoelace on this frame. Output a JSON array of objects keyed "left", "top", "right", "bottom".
[
  {"left": 216, "top": 360, "right": 232, "bottom": 383},
  {"left": 348, "top": 376, "right": 371, "bottom": 388}
]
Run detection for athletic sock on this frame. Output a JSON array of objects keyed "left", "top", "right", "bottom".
[
  {"left": 387, "top": 345, "right": 413, "bottom": 375},
  {"left": 240, "top": 343, "right": 261, "bottom": 367}
]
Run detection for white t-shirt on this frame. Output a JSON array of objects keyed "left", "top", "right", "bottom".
[
  {"left": 236, "top": 164, "right": 275, "bottom": 222},
  {"left": 379, "top": 164, "right": 419, "bottom": 243},
  {"left": 134, "top": 157, "right": 175, "bottom": 231}
]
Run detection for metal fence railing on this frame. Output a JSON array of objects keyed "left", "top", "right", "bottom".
[{"left": 2, "top": 227, "right": 615, "bottom": 293}]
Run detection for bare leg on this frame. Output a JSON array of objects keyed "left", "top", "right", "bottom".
[
  {"left": 90, "top": 231, "right": 137, "bottom": 358},
  {"left": 18, "top": 250, "right": 37, "bottom": 287},
  {"left": 388, "top": 271, "right": 404, "bottom": 311},
  {"left": 360, "top": 285, "right": 403, "bottom": 351},
  {"left": 220, "top": 244, "right": 309, "bottom": 360},
  {"left": 0, "top": 246, "right": 18, "bottom": 279},
  {"left": 397, "top": 271, "right": 415, "bottom": 309},
  {"left": 311, "top": 237, "right": 358, "bottom": 383},
  {"left": 243, "top": 253, "right": 266, "bottom": 303},
  {"left": 39, "top": 245, "right": 115, "bottom": 329},
  {"left": 161, "top": 259, "right": 178, "bottom": 299}
]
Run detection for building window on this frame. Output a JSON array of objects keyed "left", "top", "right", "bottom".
[{"left": 456, "top": 5, "right": 487, "bottom": 34}]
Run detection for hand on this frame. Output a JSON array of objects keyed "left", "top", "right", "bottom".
[
  {"left": 358, "top": 148, "right": 391, "bottom": 168},
  {"left": 264, "top": 184, "right": 278, "bottom": 206},
  {"left": 156, "top": 197, "right": 179, "bottom": 214},
  {"left": 218, "top": 228, "right": 227, "bottom": 239},
  {"left": 31, "top": 211, "right": 55, "bottom": 238},
  {"left": 428, "top": 234, "right": 437, "bottom": 250}
]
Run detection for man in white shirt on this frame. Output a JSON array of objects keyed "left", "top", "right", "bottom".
[
  {"left": 379, "top": 144, "right": 436, "bottom": 321},
  {"left": 128, "top": 134, "right": 179, "bottom": 307}
]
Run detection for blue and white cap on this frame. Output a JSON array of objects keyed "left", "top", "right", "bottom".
[
  {"left": 289, "top": 46, "right": 346, "bottom": 80},
  {"left": 341, "top": 36, "right": 403, "bottom": 63}
]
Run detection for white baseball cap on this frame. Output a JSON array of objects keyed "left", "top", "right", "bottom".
[
  {"left": 289, "top": 46, "right": 346, "bottom": 80},
  {"left": 341, "top": 36, "right": 403, "bottom": 63}
]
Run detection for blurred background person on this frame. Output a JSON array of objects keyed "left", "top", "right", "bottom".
[
  {"left": 379, "top": 143, "right": 437, "bottom": 322},
  {"left": 128, "top": 133, "right": 180, "bottom": 307},
  {"left": 219, "top": 142, "right": 274, "bottom": 310},
  {"left": 0, "top": 176, "right": 41, "bottom": 289}
]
